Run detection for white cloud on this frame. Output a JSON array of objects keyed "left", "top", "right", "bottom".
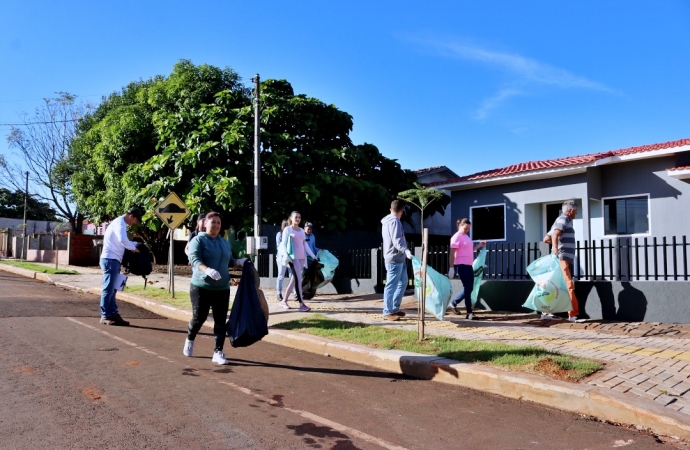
[
  {"left": 474, "top": 89, "right": 522, "bottom": 120},
  {"left": 436, "top": 41, "right": 617, "bottom": 93}
]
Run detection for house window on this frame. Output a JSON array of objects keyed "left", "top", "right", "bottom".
[
  {"left": 603, "top": 195, "right": 649, "bottom": 235},
  {"left": 470, "top": 204, "right": 505, "bottom": 241}
]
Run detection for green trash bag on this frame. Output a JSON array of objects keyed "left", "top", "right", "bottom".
[
  {"left": 317, "top": 249, "right": 339, "bottom": 288},
  {"left": 522, "top": 254, "right": 572, "bottom": 314},
  {"left": 412, "top": 256, "right": 452, "bottom": 320}
]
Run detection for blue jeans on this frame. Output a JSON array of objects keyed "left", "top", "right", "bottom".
[
  {"left": 100, "top": 258, "right": 121, "bottom": 318},
  {"left": 383, "top": 261, "right": 408, "bottom": 316},
  {"left": 451, "top": 264, "right": 474, "bottom": 313}
]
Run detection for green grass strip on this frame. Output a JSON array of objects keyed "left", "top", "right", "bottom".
[
  {"left": 274, "top": 314, "right": 602, "bottom": 381},
  {"left": 123, "top": 284, "right": 192, "bottom": 309},
  {"left": 0, "top": 260, "right": 79, "bottom": 275}
]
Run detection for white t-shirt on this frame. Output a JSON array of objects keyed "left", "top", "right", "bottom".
[{"left": 101, "top": 215, "right": 138, "bottom": 262}]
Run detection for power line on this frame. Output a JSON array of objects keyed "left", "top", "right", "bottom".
[{"left": 0, "top": 119, "right": 79, "bottom": 127}]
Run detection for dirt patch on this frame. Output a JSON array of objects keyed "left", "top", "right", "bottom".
[{"left": 532, "top": 358, "right": 580, "bottom": 382}]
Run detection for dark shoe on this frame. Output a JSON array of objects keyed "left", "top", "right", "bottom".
[
  {"left": 111, "top": 314, "right": 130, "bottom": 326},
  {"left": 383, "top": 314, "right": 400, "bottom": 321},
  {"left": 99, "top": 317, "right": 116, "bottom": 325},
  {"left": 448, "top": 303, "right": 460, "bottom": 315},
  {"left": 465, "top": 312, "right": 477, "bottom": 320},
  {"left": 393, "top": 311, "right": 406, "bottom": 317}
]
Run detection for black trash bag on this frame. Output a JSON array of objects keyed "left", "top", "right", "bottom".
[
  {"left": 227, "top": 260, "right": 269, "bottom": 348},
  {"left": 301, "top": 260, "right": 324, "bottom": 300},
  {"left": 122, "top": 243, "right": 153, "bottom": 287}
]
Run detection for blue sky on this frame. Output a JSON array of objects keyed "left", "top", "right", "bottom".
[{"left": 1, "top": 1, "right": 690, "bottom": 178}]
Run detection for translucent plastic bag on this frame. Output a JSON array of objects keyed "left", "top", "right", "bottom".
[
  {"left": 412, "top": 256, "right": 452, "bottom": 320},
  {"left": 522, "top": 254, "right": 572, "bottom": 314},
  {"left": 317, "top": 249, "right": 339, "bottom": 288}
]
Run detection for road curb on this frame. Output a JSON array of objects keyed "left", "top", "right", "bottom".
[
  {"left": 0, "top": 263, "right": 54, "bottom": 282},
  {"left": 2, "top": 263, "right": 689, "bottom": 441}
]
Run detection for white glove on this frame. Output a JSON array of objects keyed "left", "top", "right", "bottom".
[
  {"left": 448, "top": 269, "right": 454, "bottom": 279},
  {"left": 235, "top": 258, "right": 248, "bottom": 267},
  {"left": 404, "top": 249, "right": 412, "bottom": 260},
  {"left": 204, "top": 267, "right": 222, "bottom": 280}
]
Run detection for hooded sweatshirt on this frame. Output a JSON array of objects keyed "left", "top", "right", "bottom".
[{"left": 381, "top": 213, "right": 409, "bottom": 264}]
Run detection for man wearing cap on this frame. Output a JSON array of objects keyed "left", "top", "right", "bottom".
[
  {"left": 99, "top": 207, "right": 142, "bottom": 326},
  {"left": 304, "top": 222, "right": 318, "bottom": 258}
]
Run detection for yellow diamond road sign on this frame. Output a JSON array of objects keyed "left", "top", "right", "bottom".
[{"left": 155, "top": 192, "right": 190, "bottom": 230}]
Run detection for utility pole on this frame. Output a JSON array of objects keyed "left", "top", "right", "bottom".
[
  {"left": 251, "top": 74, "right": 261, "bottom": 263},
  {"left": 21, "top": 171, "right": 28, "bottom": 261}
]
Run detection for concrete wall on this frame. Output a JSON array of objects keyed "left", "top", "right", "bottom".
[
  {"left": 259, "top": 250, "right": 380, "bottom": 296},
  {"left": 463, "top": 279, "right": 690, "bottom": 324}
]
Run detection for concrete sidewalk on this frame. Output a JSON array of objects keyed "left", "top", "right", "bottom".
[{"left": 2, "top": 260, "right": 690, "bottom": 442}]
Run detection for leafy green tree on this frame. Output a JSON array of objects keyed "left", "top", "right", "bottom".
[
  {"left": 68, "top": 60, "right": 417, "bottom": 245},
  {"left": 0, "top": 187, "right": 59, "bottom": 220}
]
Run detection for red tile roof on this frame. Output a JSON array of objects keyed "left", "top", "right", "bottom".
[{"left": 427, "top": 138, "right": 690, "bottom": 187}]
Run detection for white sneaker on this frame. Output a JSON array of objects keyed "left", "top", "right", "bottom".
[
  {"left": 183, "top": 338, "right": 194, "bottom": 357},
  {"left": 212, "top": 350, "right": 230, "bottom": 365},
  {"left": 541, "top": 313, "right": 556, "bottom": 320},
  {"left": 279, "top": 301, "right": 291, "bottom": 310},
  {"left": 568, "top": 316, "right": 578, "bottom": 322}
]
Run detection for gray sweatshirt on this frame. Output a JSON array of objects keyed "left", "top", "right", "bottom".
[{"left": 381, "top": 213, "right": 409, "bottom": 264}]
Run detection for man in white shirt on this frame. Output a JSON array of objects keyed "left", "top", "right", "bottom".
[{"left": 99, "top": 207, "right": 142, "bottom": 326}]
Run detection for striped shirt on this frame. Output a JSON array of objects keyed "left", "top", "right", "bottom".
[{"left": 552, "top": 214, "right": 575, "bottom": 264}]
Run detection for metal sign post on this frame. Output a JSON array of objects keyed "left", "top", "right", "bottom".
[{"left": 154, "top": 192, "right": 190, "bottom": 299}]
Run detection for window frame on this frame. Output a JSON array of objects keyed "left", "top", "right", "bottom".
[
  {"left": 469, "top": 203, "right": 507, "bottom": 242},
  {"left": 601, "top": 193, "right": 651, "bottom": 237}
]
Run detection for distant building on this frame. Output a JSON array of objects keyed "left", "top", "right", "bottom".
[
  {"left": 404, "top": 166, "right": 458, "bottom": 235},
  {"left": 427, "top": 138, "right": 690, "bottom": 244}
]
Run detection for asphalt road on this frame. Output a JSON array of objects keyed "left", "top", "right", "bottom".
[{"left": 0, "top": 271, "right": 681, "bottom": 449}]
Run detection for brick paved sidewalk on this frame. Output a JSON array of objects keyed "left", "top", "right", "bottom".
[{"left": 292, "top": 294, "right": 690, "bottom": 418}]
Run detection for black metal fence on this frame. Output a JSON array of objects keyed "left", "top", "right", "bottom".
[
  {"left": 259, "top": 236, "right": 690, "bottom": 284},
  {"left": 422, "top": 236, "right": 690, "bottom": 282},
  {"left": 573, "top": 236, "right": 690, "bottom": 281}
]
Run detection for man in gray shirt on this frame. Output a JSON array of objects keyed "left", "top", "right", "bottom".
[
  {"left": 551, "top": 200, "right": 579, "bottom": 321},
  {"left": 381, "top": 200, "right": 412, "bottom": 321}
]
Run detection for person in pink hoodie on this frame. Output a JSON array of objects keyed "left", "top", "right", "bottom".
[{"left": 279, "top": 211, "right": 317, "bottom": 311}]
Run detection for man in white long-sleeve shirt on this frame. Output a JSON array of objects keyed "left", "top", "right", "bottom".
[{"left": 99, "top": 207, "right": 142, "bottom": 326}]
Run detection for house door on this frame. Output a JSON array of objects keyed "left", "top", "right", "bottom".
[{"left": 545, "top": 203, "right": 562, "bottom": 232}]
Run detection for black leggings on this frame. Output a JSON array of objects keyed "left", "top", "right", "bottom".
[
  {"left": 187, "top": 285, "right": 230, "bottom": 352},
  {"left": 457, "top": 264, "right": 474, "bottom": 314}
]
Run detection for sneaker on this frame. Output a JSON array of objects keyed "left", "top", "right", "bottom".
[
  {"left": 298, "top": 303, "right": 311, "bottom": 312},
  {"left": 99, "top": 317, "right": 116, "bottom": 325},
  {"left": 448, "top": 303, "right": 460, "bottom": 315},
  {"left": 278, "top": 293, "right": 284, "bottom": 302},
  {"left": 568, "top": 316, "right": 578, "bottom": 322},
  {"left": 393, "top": 311, "right": 406, "bottom": 317},
  {"left": 279, "top": 301, "right": 291, "bottom": 310},
  {"left": 183, "top": 339, "right": 194, "bottom": 357},
  {"left": 465, "top": 312, "right": 477, "bottom": 320},
  {"left": 383, "top": 314, "right": 400, "bottom": 321},
  {"left": 212, "top": 350, "right": 230, "bottom": 365},
  {"left": 111, "top": 313, "right": 130, "bottom": 326},
  {"left": 541, "top": 313, "right": 556, "bottom": 320}
]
